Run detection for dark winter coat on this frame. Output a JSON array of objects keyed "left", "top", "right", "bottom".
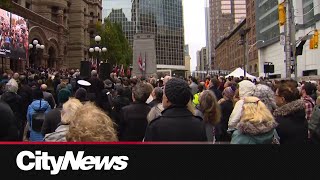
[
  {"left": 0, "top": 92, "right": 24, "bottom": 140},
  {"left": 216, "top": 100, "right": 234, "bottom": 142},
  {"left": 231, "top": 120, "right": 278, "bottom": 144},
  {"left": 41, "top": 106, "right": 62, "bottom": 136},
  {"left": 144, "top": 106, "right": 208, "bottom": 142},
  {"left": 111, "top": 95, "right": 130, "bottom": 125},
  {"left": 0, "top": 100, "right": 19, "bottom": 141},
  {"left": 87, "top": 77, "right": 104, "bottom": 102},
  {"left": 209, "top": 86, "right": 223, "bottom": 101},
  {"left": 119, "top": 102, "right": 151, "bottom": 141},
  {"left": 273, "top": 100, "right": 308, "bottom": 144}
]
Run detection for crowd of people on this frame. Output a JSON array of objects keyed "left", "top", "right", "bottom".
[{"left": 0, "top": 67, "right": 320, "bottom": 144}]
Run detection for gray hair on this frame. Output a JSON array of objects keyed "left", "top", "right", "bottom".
[
  {"left": 253, "top": 84, "right": 277, "bottom": 112},
  {"left": 132, "top": 82, "right": 153, "bottom": 103},
  {"left": 91, "top": 70, "right": 98, "bottom": 77},
  {"left": 6, "top": 79, "right": 18, "bottom": 93}
]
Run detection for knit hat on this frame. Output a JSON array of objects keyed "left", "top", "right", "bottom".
[
  {"left": 238, "top": 80, "right": 255, "bottom": 99},
  {"left": 75, "top": 88, "right": 88, "bottom": 102},
  {"left": 58, "top": 88, "right": 71, "bottom": 104},
  {"left": 222, "top": 87, "right": 235, "bottom": 100},
  {"left": 165, "top": 78, "right": 192, "bottom": 106}
]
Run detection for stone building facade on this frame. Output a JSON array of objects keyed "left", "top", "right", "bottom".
[
  {"left": 215, "top": 19, "right": 246, "bottom": 72},
  {"left": 2, "top": 0, "right": 102, "bottom": 71}
]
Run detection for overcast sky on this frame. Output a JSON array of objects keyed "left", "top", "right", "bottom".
[{"left": 183, "top": 0, "right": 206, "bottom": 71}]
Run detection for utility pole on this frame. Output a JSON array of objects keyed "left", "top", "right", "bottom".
[
  {"left": 290, "top": 1, "right": 298, "bottom": 81},
  {"left": 285, "top": 0, "right": 292, "bottom": 79}
]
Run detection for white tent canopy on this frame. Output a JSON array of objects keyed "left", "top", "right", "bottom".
[{"left": 225, "top": 68, "right": 257, "bottom": 80}]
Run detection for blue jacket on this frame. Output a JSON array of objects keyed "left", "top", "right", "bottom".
[{"left": 27, "top": 99, "right": 51, "bottom": 141}]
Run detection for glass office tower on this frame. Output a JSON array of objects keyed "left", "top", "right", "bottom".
[{"left": 103, "top": 0, "right": 185, "bottom": 66}]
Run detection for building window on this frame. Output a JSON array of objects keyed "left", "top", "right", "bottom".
[
  {"left": 249, "top": 65, "right": 252, "bottom": 73},
  {"left": 254, "top": 64, "right": 258, "bottom": 73}
]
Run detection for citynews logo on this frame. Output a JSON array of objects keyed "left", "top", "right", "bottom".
[{"left": 16, "top": 151, "right": 129, "bottom": 175}]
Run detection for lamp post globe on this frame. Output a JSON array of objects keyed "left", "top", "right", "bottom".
[
  {"left": 36, "top": 44, "right": 41, "bottom": 49},
  {"left": 33, "top": 40, "right": 38, "bottom": 45},
  {"left": 89, "top": 48, "right": 94, "bottom": 53},
  {"left": 102, "top": 47, "right": 107, "bottom": 52},
  {"left": 95, "top": 35, "right": 101, "bottom": 43},
  {"left": 29, "top": 44, "right": 33, "bottom": 49},
  {"left": 94, "top": 47, "right": 100, "bottom": 52},
  {"left": 40, "top": 45, "right": 45, "bottom": 50}
]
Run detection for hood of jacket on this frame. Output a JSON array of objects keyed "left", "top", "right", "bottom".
[
  {"left": 273, "top": 99, "right": 305, "bottom": 117},
  {"left": 239, "top": 80, "right": 256, "bottom": 98},
  {"left": 30, "top": 99, "right": 50, "bottom": 111},
  {"left": 236, "top": 120, "right": 278, "bottom": 136},
  {"left": 1, "top": 92, "right": 19, "bottom": 104}
]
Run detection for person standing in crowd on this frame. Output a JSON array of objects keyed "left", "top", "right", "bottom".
[
  {"left": 100, "top": 79, "right": 114, "bottom": 115},
  {"left": 111, "top": 86, "right": 130, "bottom": 129},
  {"left": 0, "top": 100, "right": 19, "bottom": 141},
  {"left": 148, "top": 87, "right": 163, "bottom": 108},
  {"left": 75, "top": 88, "right": 89, "bottom": 104},
  {"left": 144, "top": 78, "right": 207, "bottom": 142},
  {"left": 228, "top": 80, "right": 256, "bottom": 131},
  {"left": 66, "top": 103, "right": 118, "bottom": 142},
  {"left": 231, "top": 97, "right": 278, "bottom": 144},
  {"left": 216, "top": 86, "right": 235, "bottom": 142},
  {"left": 194, "top": 90, "right": 221, "bottom": 142},
  {"left": 309, "top": 101, "right": 320, "bottom": 144},
  {"left": 189, "top": 77, "right": 198, "bottom": 96},
  {"left": 26, "top": 89, "right": 52, "bottom": 141},
  {"left": 41, "top": 87, "right": 72, "bottom": 136},
  {"left": 41, "top": 84, "right": 56, "bottom": 109},
  {"left": 253, "top": 84, "right": 277, "bottom": 113},
  {"left": 1, "top": 79, "right": 24, "bottom": 140},
  {"left": 119, "top": 82, "right": 152, "bottom": 141},
  {"left": 273, "top": 84, "right": 308, "bottom": 144},
  {"left": 44, "top": 98, "right": 83, "bottom": 142},
  {"left": 192, "top": 83, "right": 205, "bottom": 107},
  {"left": 301, "top": 82, "right": 316, "bottom": 121},
  {"left": 87, "top": 70, "right": 104, "bottom": 103},
  {"left": 209, "top": 78, "right": 223, "bottom": 101},
  {"left": 147, "top": 87, "right": 164, "bottom": 123}
]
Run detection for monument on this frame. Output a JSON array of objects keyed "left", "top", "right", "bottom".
[{"left": 132, "top": 34, "right": 157, "bottom": 78}]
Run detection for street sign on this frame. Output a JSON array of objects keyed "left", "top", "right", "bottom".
[{"left": 280, "top": 35, "right": 285, "bottom": 45}]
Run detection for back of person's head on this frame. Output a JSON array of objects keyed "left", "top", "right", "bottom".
[
  {"left": 199, "top": 90, "right": 221, "bottom": 125},
  {"left": 5, "top": 79, "right": 18, "bottom": 93},
  {"left": 153, "top": 87, "right": 163, "bottom": 102},
  {"left": 302, "top": 82, "right": 315, "bottom": 96},
  {"left": 58, "top": 88, "right": 71, "bottom": 105},
  {"left": 19, "top": 75, "right": 27, "bottom": 85},
  {"left": 132, "top": 82, "right": 153, "bottom": 103},
  {"left": 32, "top": 88, "right": 43, "bottom": 100},
  {"left": 61, "top": 98, "right": 83, "bottom": 124},
  {"left": 91, "top": 70, "right": 98, "bottom": 77},
  {"left": 2, "top": 73, "right": 8, "bottom": 79},
  {"left": 198, "top": 83, "right": 204, "bottom": 93},
  {"left": 210, "top": 78, "right": 220, "bottom": 88},
  {"left": 13, "top": 73, "right": 19, "bottom": 80},
  {"left": 222, "top": 86, "right": 235, "bottom": 100},
  {"left": 253, "top": 84, "right": 276, "bottom": 112},
  {"left": 277, "top": 84, "right": 300, "bottom": 103},
  {"left": 164, "top": 78, "right": 192, "bottom": 107},
  {"left": 66, "top": 103, "right": 118, "bottom": 142},
  {"left": 163, "top": 75, "right": 172, "bottom": 86},
  {"left": 75, "top": 88, "right": 87, "bottom": 102},
  {"left": 116, "top": 86, "right": 124, "bottom": 96},
  {"left": 40, "top": 84, "right": 47, "bottom": 92},
  {"left": 240, "top": 96, "right": 275, "bottom": 124},
  {"left": 238, "top": 80, "right": 255, "bottom": 98}
]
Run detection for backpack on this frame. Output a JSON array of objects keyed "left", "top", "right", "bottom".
[
  {"left": 309, "top": 105, "right": 320, "bottom": 139},
  {"left": 31, "top": 100, "right": 46, "bottom": 132}
]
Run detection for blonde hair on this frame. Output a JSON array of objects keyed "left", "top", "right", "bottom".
[
  {"left": 66, "top": 102, "right": 118, "bottom": 142},
  {"left": 61, "top": 98, "right": 83, "bottom": 124},
  {"left": 199, "top": 90, "right": 221, "bottom": 125},
  {"left": 241, "top": 96, "right": 274, "bottom": 123}
]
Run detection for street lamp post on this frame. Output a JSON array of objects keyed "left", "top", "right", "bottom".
[
  {"left": 90, "top": 35, "right": 107, "bottom": 74},
  {"left": 29, "top": 40, "right": 45, "bottom": 69}
]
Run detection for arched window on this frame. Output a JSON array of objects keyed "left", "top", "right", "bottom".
[{"left": 254, "top": 64, "right": 258, "bottom": 73}]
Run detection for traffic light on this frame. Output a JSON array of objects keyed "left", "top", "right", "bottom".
[
  {"left": 278, "top": 3, "right": 286, "bottom": 26},
  {"left": 314, "top": 30, "right": 318, "bottom": 49},
  {"left": 310, "top": 35, "right": 315, "bottom": 49}
]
